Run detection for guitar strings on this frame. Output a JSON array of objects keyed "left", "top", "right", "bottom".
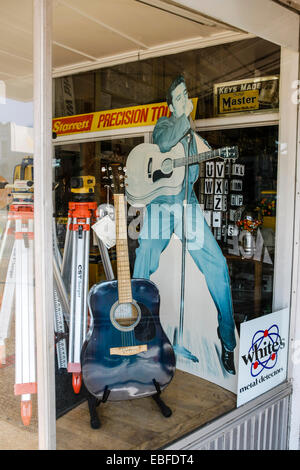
[{"left": 118, "top": 303, "right": 137, "bottom": 349}]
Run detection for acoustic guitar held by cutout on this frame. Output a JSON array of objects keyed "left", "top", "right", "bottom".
[
  {"left": 81, "top": 164, "right": 176, "bottom": 404},
  {"left": 125, "top": 142, "right": 238, "bottom": 206}
]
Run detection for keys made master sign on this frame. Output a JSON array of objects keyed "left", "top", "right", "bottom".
[
  {"left": 220, "top": 89, "right": 259, "bottom": 113},
  {"left": 214, "top": 76, "right": 279, "bottom": 115}
]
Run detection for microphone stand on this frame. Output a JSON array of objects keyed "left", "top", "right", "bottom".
[{"left": 173, "top": 123, "right": 199, "bottom": 363}]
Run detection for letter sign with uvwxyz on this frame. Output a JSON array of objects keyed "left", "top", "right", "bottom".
[
  {"left": 214, "top": 195, "right": 227, "bottom": 211},
  {"left": 215, "top": 161, "right": 225, "bottom": 178},
  {"left": 215, "top": 179, "right": 224, "bottom": 195},
  {"left": 206, "top": 161, "right": 214, "bottom": 178},
  {"left": 204, "top": 178, "right": 214, "bottom": 194}
]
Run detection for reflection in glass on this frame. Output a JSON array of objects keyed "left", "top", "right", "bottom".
[
  {"left": 0, "top": 0, "right": 37, "bottom": 449},
  {"left": 198, "top": 126, "right": 278, "bottom": 330}
]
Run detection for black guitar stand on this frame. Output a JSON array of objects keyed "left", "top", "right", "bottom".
[
  {"left": 87, "top": 386, "right": 110, "bottom": 429},
  {"left": 152, "top": 379, "right": 172, "bottom": 418},
  {"left": 87, "top": 380, "right": 172, "bottom": 429}
]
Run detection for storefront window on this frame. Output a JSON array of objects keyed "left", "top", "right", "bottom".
[
  {"left": 53, "top": 36, "right": 282, "bottom": 450},
  {"left": 0, "top": 0, "right": 37, "bottom": 449}
]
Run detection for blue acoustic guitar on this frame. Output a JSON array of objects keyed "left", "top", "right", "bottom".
[{"left": 81, "top": 164, "right": 176, "bottom": 407}]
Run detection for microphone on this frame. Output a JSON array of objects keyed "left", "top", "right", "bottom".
[
  {"left": 181, "top": 116, "right": 195, "bottom": 142},
  {"left": 180, "top": 106, "right": 195, "bottom": 142},
  {"left": 181, "top": 126, "right": 192, "bottom": 142}
]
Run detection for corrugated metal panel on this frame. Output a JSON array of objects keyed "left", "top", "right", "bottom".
[
  {"left": 196, "top": 397, "right": 289, "bottom": 450},
  {"left": 165, "top": 382, "right": 291, "bottom": 450}
]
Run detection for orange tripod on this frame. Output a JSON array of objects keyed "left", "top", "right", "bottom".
[{"left": 61, "top": 200, "right": 98, "bottom": 394}]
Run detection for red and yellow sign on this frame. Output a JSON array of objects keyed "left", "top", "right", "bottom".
[{"left": 52, "top": 98, "right": 198, "bottom": 137}]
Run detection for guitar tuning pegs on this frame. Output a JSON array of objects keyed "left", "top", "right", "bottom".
[{"left": 123, "top": 167, "right": 127, "bottom": 172}]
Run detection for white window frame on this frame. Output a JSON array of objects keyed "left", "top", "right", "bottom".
[
  {"left": 34, "top": 0, "right": 56, "bottom": 450},
  {"left": 34, "top": 0, "right": 300, "bottom": 450}
]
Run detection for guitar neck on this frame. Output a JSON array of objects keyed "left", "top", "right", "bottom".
[
  {"left": 114, "top": 193, "right": 132, "bottom": 304},
  {"left": 173, "top": 148, "right": 225, "bottom": 168}
]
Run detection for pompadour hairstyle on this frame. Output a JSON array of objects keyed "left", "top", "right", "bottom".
[{"left": 166, "top": 75, "right": 186, "bottom": 106}]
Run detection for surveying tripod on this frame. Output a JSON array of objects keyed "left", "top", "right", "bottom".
[
  {"left": 53, "top": 216, "right": 70, "bottom": 373},
  {"left": 61, "top": 176, "right": 114, "bottom": 394},
  {"left": 0, "top": 175, "right": 71, "bottom": 425},
  {"left": 0, "top": 180, "right": 36, "bottom": 426},
  {"left": 0, "top": 169, "right": 115, "bottom": 423}
]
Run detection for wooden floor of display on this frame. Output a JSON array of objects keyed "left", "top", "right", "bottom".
[{"left": 0, "top": 364, "right": 236, "bottom": 450}]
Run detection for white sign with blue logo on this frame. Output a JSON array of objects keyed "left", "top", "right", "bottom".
[{"left": 237, "top": 308, "right": 289, "bottom": 407}]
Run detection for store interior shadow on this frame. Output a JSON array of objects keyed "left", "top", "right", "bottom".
[{"left": 55, "top": 355, "right": 89, "bottom": 419}]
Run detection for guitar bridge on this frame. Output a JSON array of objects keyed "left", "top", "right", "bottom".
[{"left": 110, "top": 345, "right": 148, "bottom": 356}]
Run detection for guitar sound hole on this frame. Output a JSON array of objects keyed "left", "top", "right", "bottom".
[
  {"left": 111, "top": 301, "right": 141, "bottom": 331},
  {"left": 161, "top": 158, "right": 173, "bottom": 174}
]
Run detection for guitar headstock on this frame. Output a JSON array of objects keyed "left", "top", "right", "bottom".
[
  {"left": 219, "top": 146, "right": 239, "bottom": 160},
  {"left": 107, "top": 163, "right": 127, "bottom": 195}
]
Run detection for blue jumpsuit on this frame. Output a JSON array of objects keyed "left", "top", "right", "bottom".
[{"left": 133, "top": 113, "right": 236, "bottom": 351}]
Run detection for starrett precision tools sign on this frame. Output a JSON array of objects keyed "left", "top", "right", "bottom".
[
  {"left": 214, "top": 76, "right": 279, "bottom": 115},
  {"left": 53, "top": 98, "right": 198, "bottom": 137}
]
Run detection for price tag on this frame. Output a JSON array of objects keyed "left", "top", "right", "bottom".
[{"left": 92, "top": 215, "right": 116, "bottom": 249}]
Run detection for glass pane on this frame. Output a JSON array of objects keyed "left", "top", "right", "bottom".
[
  {"left": 53, "top": 34, "right": 281, "bottom": 450},
  {"left": 53, "top": 136, "right": 144, "bottom": 437},
  {"left": 0, "top": 0, "right": 38, "bottom": 449},
  {"left": 54, "top": 38, "right": 280, "bottom": 121},
  {"left": 197, "top": 125, "right": 278, "bottom": 326}
]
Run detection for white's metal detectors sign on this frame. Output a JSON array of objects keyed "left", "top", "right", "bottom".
[{"left": 237, "top": 309, "right": 289, "bottom": 407}]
